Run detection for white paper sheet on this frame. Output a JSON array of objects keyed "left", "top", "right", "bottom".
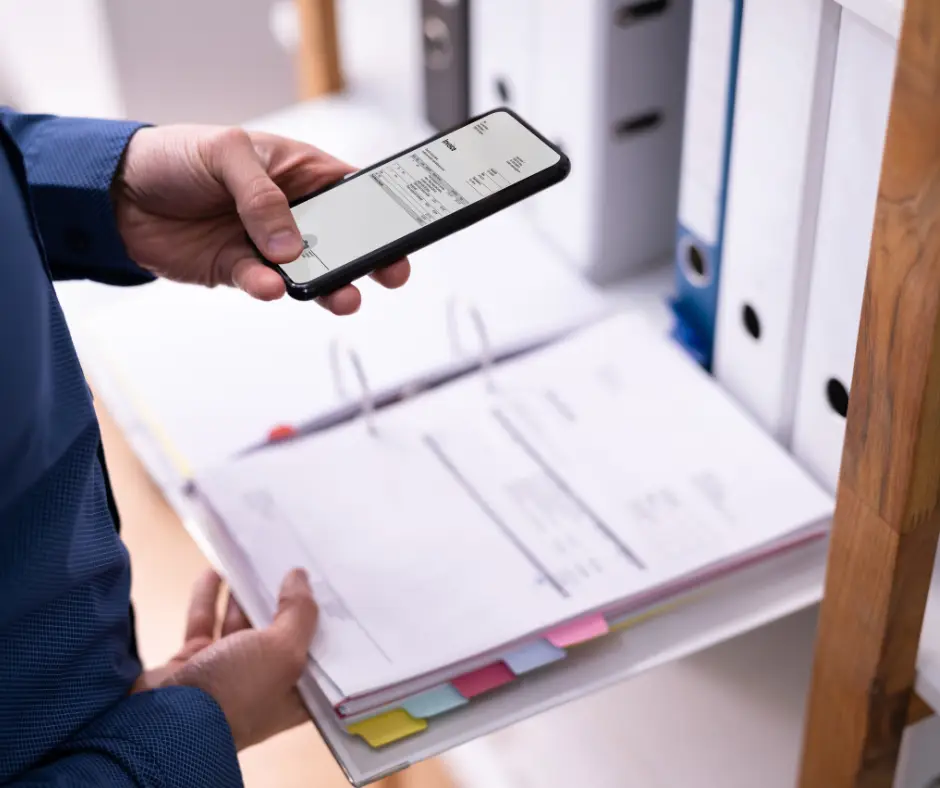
[{"left": 194, "top": 314, "right": 834, "bottom": 704}]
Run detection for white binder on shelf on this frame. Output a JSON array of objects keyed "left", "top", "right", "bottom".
[
  {"left": 526, "top": 0, "right": 692, "bottom": 284},
  {"left": 790, "top": 10, "right": 897, "bottom": 494},
  {"left": 671, "top": 0, "right": 744, "bottom": 369},
  {"left": 713, "top": 0, "right": 841, "bottom": 443},
  {"left": 471, "top": 0, "right": 692, "bottom": 283},
  {"left": 469, "top": 0, "right": 536, "bottom": 121}
]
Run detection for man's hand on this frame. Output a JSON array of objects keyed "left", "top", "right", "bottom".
[
  {"left": 134, "top": 568, "right": 318, "bottom": 751},
  {"left": 113, "top": 125, "right": 410, "bottom": 314}
]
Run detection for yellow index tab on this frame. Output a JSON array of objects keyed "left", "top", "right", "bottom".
[
  {"left": 609, "top": 598, "right": 690, "bottom": 633},
  {"left": 347, "top": 709, "right": 427, "bottom": 748}
]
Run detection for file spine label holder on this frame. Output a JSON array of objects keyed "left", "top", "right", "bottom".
[{"left": 671, "top": 0, "right": 744, "bottom": 370}]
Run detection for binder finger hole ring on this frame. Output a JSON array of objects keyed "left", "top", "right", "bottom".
[
  {"left": 329, "top": 338, "right": 378, "bottom": 435},
  {"left": 447, "top": 297, "right": 495, "bottom": 392}
]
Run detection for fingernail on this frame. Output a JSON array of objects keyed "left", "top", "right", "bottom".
[
  {"left": 267, "top": 230, "right": 302, "bottom": 258},
  {"left": 287, "top": 568, "right": 311, "bottom": 592}
]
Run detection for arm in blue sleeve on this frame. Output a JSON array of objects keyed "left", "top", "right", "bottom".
[
  {"left": 12, "top": 688, "right": 243, "bottom": 788},
  {"left": 0, "top": 108, "right": 155, "bottom": 286}
]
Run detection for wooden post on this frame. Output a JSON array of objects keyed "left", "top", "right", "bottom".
[
  {"left": 295, "top": 0, "right": 344, "bottom": 99},
  {"left": 798, "top": 0, "right": 940, "bottom": 784}
]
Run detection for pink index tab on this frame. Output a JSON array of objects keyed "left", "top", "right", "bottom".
[
  {"left": 545, "top": 613, "right": 609, "bottom": 648},
  {"left": 451, "top": 662, "right": 515, "bottom": 699}
]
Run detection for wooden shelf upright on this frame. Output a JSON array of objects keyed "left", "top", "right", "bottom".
[{"left": 797, "top": 0, "right": 940, "bottom": 784}]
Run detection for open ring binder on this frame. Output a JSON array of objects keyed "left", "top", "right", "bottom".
[
  {"left": 329, "top": 338, "right": 378, "bottom": 435},
  {"left": 446, "top": 297, "right": 496, "bottom": 391}
]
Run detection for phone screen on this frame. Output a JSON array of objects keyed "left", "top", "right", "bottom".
[{"left": 277, "top": 110, "right": 561, "bottom": 285}]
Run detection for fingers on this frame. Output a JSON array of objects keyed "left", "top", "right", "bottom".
[
  {"left": 230, "top": 257, "right": 287, "bottom": 301},
  {"left": 312, "top": 258, "right": 410, "bottom": 313},
  {"left": 228, "top": 252, "right": 363, "bottom": 313},
  {"left": 247, "top": 131, "right": 354, "bottom": 201},
  {"left": 268, "top": 568, "right": 319, "bottom": 678},
  {"left": 369, "top": 258, "right": 411, "bottom": 290},
  {"left": 221, "top": 593, "right": 251, "bottom": 638},
  {"left": 205, "top": 128, "right": 303, "bottom": 264},
  {"left": 185, "top": 570, "right": 223, "bottom": 644},
  {"left": 316, "top": 286, "right": 361, "bottom": 315}
]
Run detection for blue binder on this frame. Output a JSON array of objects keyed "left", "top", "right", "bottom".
[{"left": 672, "top": 0, "right": 744, "bottom": 370}]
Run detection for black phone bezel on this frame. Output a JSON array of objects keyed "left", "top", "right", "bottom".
[{"left": 256, "top": 106, "right": 571, "bottom": 301}]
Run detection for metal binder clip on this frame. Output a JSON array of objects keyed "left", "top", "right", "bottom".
[
  {"left": 447, "top": 297, "right": 495, "bottom": 392},
  {"left": 328, "top": 338, "right": 378, "bottom": 435}
]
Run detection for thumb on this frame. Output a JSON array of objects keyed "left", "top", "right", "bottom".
[
  {"left": 206, "top": 128, "right": 303, "bottom": 264},
  {"left": 266, "top": 568, "right": 318, "bottom": 679}
]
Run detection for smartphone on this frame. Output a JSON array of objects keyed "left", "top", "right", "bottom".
[{"left": 260, "top": 107, "right": 570, "bottom": 301}]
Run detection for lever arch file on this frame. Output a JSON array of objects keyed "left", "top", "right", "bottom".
[
  {"left": 470, "top": 0, "right": 692, "bottom": 282},
  {"left": 714, "top": 0, "right": 841, "bottom": 443},
  {"left": 671, "top": 0, "right": 744, "bottom": 369},
  {"left": 790, "top": 10, "right": 897, "bottom": 493}
]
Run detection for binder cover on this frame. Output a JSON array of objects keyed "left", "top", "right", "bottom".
[
  {"left": 672, "top": 0, "right": 744, "bottom": 369},
  {"left": 790, "top": 10, "right": 896, "bottom": 492}
]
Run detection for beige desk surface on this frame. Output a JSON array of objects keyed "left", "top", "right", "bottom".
[{"left": 95, "top": 401, "right": 455, "bottom": 788}]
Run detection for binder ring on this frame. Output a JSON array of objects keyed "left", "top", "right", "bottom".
[
  {"left": 329, "top": 339, "right": 378, "bottom": 435},
  {"left": 447, "top": 297, "right": 495, "bottom": 391}
]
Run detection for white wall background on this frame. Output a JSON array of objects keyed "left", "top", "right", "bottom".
[
  {"left": 0, "top": 0, "right": 124, "bottom": 116},
  {"left": 0, "top": 0, "right": 423, "bottom": 125}
]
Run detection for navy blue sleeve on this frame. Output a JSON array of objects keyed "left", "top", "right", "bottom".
[
  {"left": 12, "top": 688, "right": 244, "bottom": 788},
  {"left": 0, "top": 108, "right": 155, "bottom": 286}
]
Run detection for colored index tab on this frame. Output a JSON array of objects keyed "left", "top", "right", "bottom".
[
  {"left": 545, "top": 613, "right": 609, "bottom": 648},
  {"left": 401, "top": 684, "right": 468, "bottom": 719},
  {"left": 347, "top": 709, "right": 427, "bottom": 748},
  {"left": 609, "top": 607, "right": 664, "bottom": 633},
  {"left": 452, "top": 662, "right": 515, "bottom": 699},
  {"left": 609, "top": 597, "right": 693, "bottom": 633},
  {"left": 503, "top": 639, "right": 566, "bottom": 675},
  {"left": 267, "top": 424, "right": 297, "bottom": 441}
]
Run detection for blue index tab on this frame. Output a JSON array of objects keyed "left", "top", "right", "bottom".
[
  {"left": 503, "top": 639, "right": 566, "bottom": 675},
  {"left": 401, "top": 684, "right": 468, "bottom": 719}
]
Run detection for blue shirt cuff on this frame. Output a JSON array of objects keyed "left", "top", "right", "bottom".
[
  {"left": 62, "top": 686, "right": 244, "bottom": 788},
  {"left": 3, "top": 113, "right": 155, "bottom": 286}
]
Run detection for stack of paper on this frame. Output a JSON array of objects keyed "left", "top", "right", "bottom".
[{"left": 191, "top": 312, "right": 833, "bottom": 751}]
